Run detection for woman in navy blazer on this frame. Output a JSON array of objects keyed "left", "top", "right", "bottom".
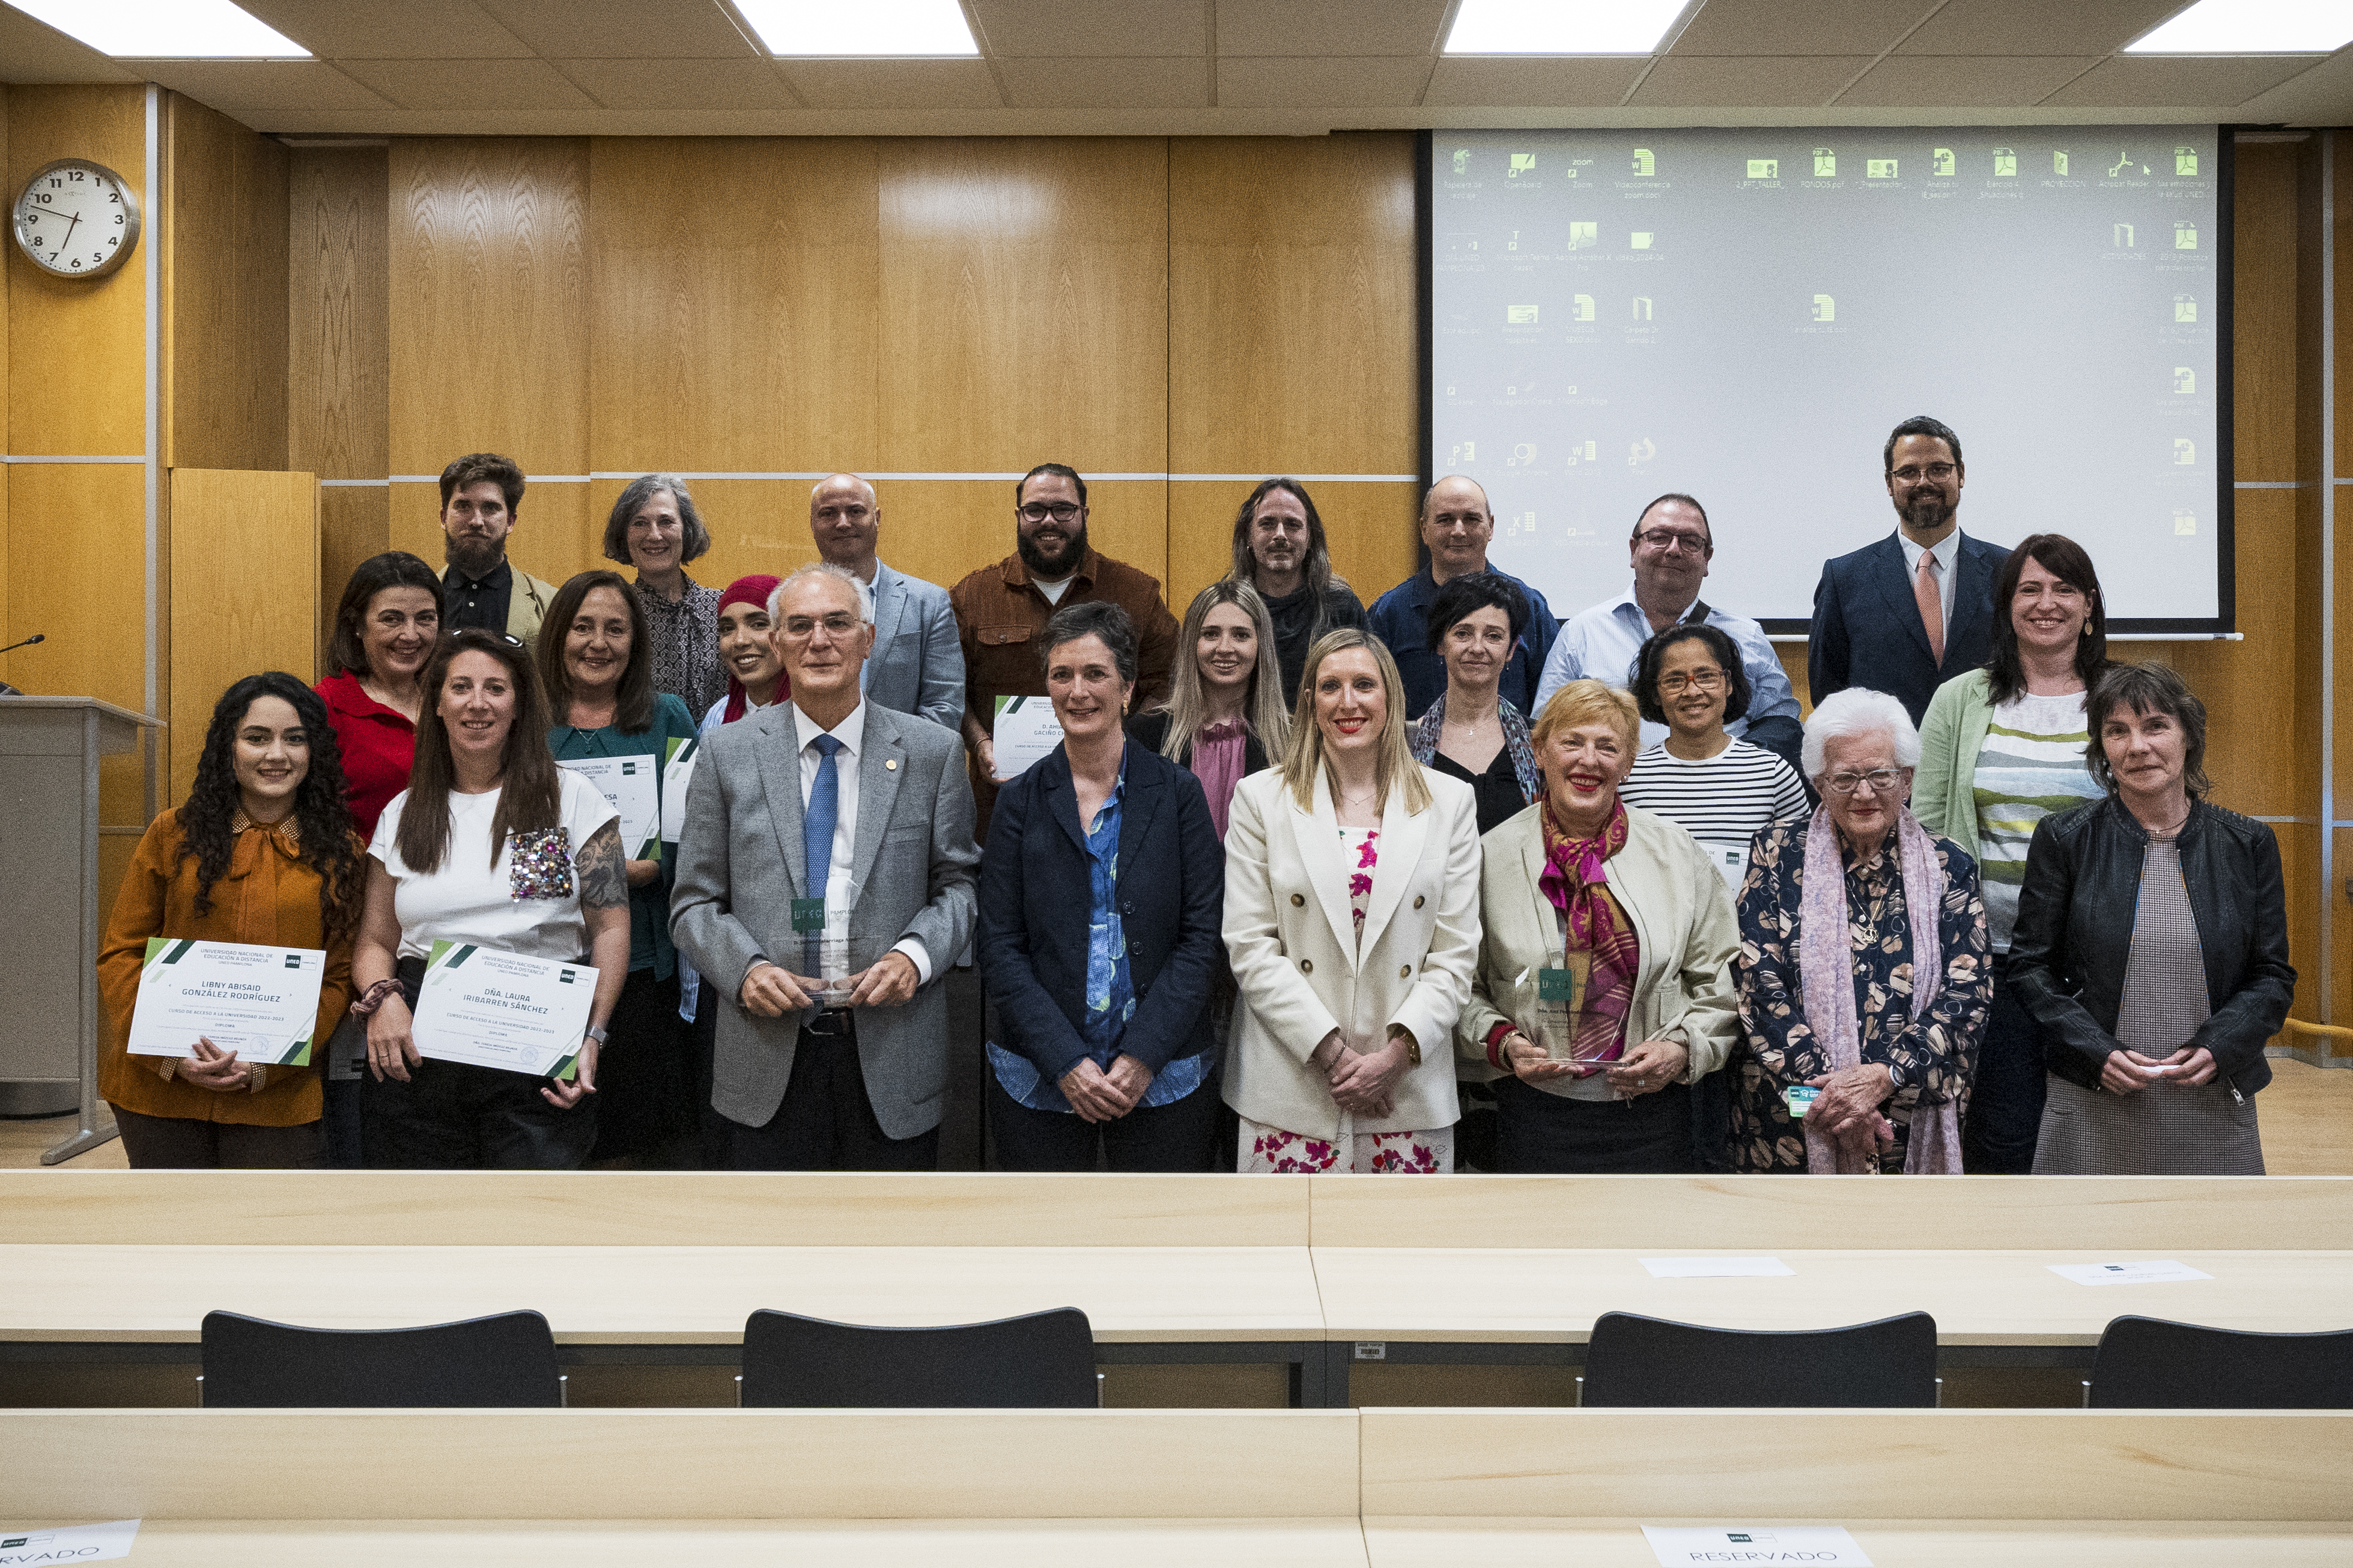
[{"left": 979, "top": 602, "right": 1227, "bottom": 1172}]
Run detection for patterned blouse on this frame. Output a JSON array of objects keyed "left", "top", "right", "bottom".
[
  {"left": 638, "top": 574, "right": 725, "bottom": 722},
  {"left": 1344, "top": 828, "right": 1380, "bottom": 947},
  {"left": 1731, "top": 817, "right": 1991, "bottom": 1173}
]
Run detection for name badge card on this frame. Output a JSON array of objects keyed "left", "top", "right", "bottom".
[
  {"left": 991, "top": 695, "right": 1063, "bottom": 780},
  {"left": 1710, "top": 843, "right": 1750, "bottom": 892},
  {"left": 0, "top": 1520, "right": 141, "bottom": 1565},
  {"left": 127, "top": 939, "right": 327, "bottom": 1065},
  {"left": 2047, "top": 1260, "right": 2213, "bottom": 1287},
  {"left": 410, "top": 941, "right": 597, "bottom": 1081},
  {"left": 557, "top": 755, "right": 659, "bottom": 859},
  {"left": 660, "top": 734, "right": 698, "bottom": 843},
  {"left": 1643, "top": 1526, "right": 1871, "bottom": 1566}
]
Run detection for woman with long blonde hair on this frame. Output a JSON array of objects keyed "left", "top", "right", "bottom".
[
  {"left": 1219, "top": 629, "right": 1482, "bottom": 1172},
  {"left": 1129, "top": 580, "right": 1291, "bottom": 838}
]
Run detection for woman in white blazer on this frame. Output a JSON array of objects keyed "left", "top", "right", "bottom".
[
  {"left": 1223, "top": 628, "right": 1483, "bottom": 1173},
  {"left": 1457, "top": 680, "right": 1742, "bottom": 1173}
]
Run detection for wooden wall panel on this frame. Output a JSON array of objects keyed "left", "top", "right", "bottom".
[
  {"left": 166, "top": 469, "right": 317, "bottom": 799},
  {"left": 288, "top": 148, "right": 389, "bottom": 646},
  {"left": 388, "top": 138, "right": 587, "bottom": 483},
  {"left": 876, "top": 139, "right": 1168, "bottom": 474},
  {"left": 2232, "top": 142, "right": 2306, "bottom": 484},
  {"left": 5, "top": 87, "right": 145, "bottom": 458},
  {"left": 164, "top": 95, "right": 288, "bottom": 473}
]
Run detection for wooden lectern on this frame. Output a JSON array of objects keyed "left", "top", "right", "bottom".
[{"left": 0, "top": 697, "right": 163, "bottom": 1162}]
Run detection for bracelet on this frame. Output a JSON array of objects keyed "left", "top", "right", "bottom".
[{"left": 350, "top": 978, "right": 402, "bottom": 1018}]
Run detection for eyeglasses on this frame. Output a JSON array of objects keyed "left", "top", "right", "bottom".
[
  {"left": 1657, "top": 669, "right": 1724, "bottom": 695},
  {"left": 1634, "top": 528, "right": 1710, "bottom": 555},
  {"left": 1019, "top": 502, "right": 1082, "bottom": 524},
  {"left": 780, "top": 613, "right": 861, "bottom": 639},
  {"left": 1890, "top": 462, "right": 1958, "bottom": 483},
  {"left": 1824, "top": 767, "right": 1904, "bottom": 796}
]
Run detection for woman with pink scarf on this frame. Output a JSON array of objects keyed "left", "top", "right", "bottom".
[
  {"left": 1458, "top": 679, "right": 1744, "bottom": 1172},
  {"left": 1731, "top": 688, "right": 1992, "bottom": 1175}
]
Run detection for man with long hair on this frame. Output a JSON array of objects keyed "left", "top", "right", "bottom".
[{"left": 1226, "top": 477, "right": 1367, "bottom": 706}]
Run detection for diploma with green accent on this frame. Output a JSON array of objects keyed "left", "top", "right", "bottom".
[
  {"left": 409, "top": 940, "right": 598, "bottom": 1080},
  {"left": 128, "top": 939, "right": 327, "bottom": 1065}
]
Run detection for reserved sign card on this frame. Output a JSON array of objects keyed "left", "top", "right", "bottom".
[{"left": 1643, "top": 1526, "right": 1871, "bottom": 1566}]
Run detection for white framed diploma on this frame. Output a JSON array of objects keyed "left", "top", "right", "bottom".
[
  {"left": 660, "top": 733, "right": 698, "bottom": 842},
  {"left": 557, "top": 754, "right": 659, "bottom": 858},
  {"left": 127, "top": 939, "right": 327, "bottom": 1065},
  {"left": 409, "top": 940, "right": 598, "bottom": 1080},
  {"left": 990, "top": 694, "right": 1064, "bottom": 779}
]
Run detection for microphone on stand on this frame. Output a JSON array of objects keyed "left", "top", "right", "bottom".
[{"left": 0, "top": 632, "right": 42, "bottom": 696}]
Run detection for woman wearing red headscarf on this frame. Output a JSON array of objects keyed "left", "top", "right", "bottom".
[{"left": 675, "top": 574, "right": 783, "bottom": 1162}]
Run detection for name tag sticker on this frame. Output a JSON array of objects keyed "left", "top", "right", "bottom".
[
  {"left": 791, "top": 898, "right": 827, "bottom": 934},
  {"left": 1537, "top": 967, "right": 1576, "bottom": 1002},
  {"left": 1713, "top": 844, "right": 1750, "bottom": 891},
  {"left": 2047, "top": 1260, "right": 2213, "bottom": 1287},
  {"left": 1784, "top": 1085, "right": 1820, "bottom": 1119},
  {"left": 1642, "top": 1525, "right": 1871, "bottom": 1567}
]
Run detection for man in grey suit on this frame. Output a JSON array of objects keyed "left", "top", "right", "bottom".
[
  {"left": 810, "top": 473, "right": 965, "bottom": 732},
  {"left": 672, "top": 561, "right": 980, "bottom": 1169}
]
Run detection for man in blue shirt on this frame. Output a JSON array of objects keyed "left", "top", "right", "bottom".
[
  {"left": 1366, "top": 475, "right": 1559, "bottom": 718},
  {"left": 1532, "top": 492, "right": 1803, "bottom": 768}
]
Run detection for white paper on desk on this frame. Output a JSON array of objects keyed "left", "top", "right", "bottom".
[
  {"left": 1643, "top": 1525, "right": 1871, "bottom": 1567},
  {"left": 1642, "top": 1257, "right": 1794, "bottom": 1278},
  {"left": 2048, "top": 1260, "right": 2213, "bottom": 1287},
  {"left": 991, "top": 695, "right": 1064, "bottom": 779},
  {"left": 0, "top": 1519, "right": 141, "bottom": 1564}
]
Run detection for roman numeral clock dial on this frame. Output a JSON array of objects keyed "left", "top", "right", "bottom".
[{"left": 11, "top": 158, "right": 141, "bottom": 280}]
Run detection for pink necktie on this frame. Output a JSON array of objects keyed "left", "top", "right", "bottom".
[{"left": 1914, "top": 550, "right": 1945, "bottom": 667}]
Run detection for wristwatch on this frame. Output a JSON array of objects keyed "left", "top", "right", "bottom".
[{"left": 584, "top": 1022, "right": 608, "bottom": 1044}]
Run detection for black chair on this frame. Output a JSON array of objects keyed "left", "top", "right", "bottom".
[
  {"left": 2085, "top": 1316, "right": 2353, "bottom": 1409},
  {"left": 198, "top": 1309, "right": 563, "bottom": 1407},
  {"left": 1580, "top": 1310, "right": 1939, "bottom": 1408},
  {"left": 739, "top": 1307, "right": 1096, "bottom": 1408}
]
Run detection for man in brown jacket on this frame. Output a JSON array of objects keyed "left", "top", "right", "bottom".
[{"left": 950, "top": 462, "right": 1179, "bottom": 841}]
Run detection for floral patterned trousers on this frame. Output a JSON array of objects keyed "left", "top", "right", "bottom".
[{"left": 1238, "top": 1114, "right": 1454, "bottom": 1174}]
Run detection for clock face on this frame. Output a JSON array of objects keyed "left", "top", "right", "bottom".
[{"left": 11, "top": 159, "right": 141, "bottom": 280}]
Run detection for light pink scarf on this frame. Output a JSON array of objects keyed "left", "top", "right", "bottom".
[{"left": 1798, "top": 802, "right": 1963, "bottom": 1175}]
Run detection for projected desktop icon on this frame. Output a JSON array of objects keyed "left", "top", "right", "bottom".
[
  {"left": 2175, "top": 294, "right": 2198, "bottom": 324},
  {"left": 1813, "top": 148, "right": 1835, "bottom": 177},
  {"left": 2173, "top": 510, "right": 2197, "bottom": 536},
  {"left": 2114, "top": 223, "right": 2135, "bottom": 249},
  {"left": 2108, "top": 150, "right": 2149, "bottom": 177},
  {"left": 1993, "top": 148, "right": 2017, "bottom": 177},
  {"left": 1867, "top": 159, "right": 1898, "bottom": 179},
  {"left": 1582, "top": 440, "right": 1598, "bottom": 462},
  {"left": 1507, "top": 304, "right": 1539, "bottom": 325},
  {"left": 1507, "top": 229, "right": 1520, "bottom": 251},
  {"left": 1633, "top": 148, "right": 1656, "bottom": 176},
  {"left": 1629, "top": 438, "right": 1656, "bottom": 467},
  {"left": 2173, "top": 367, "right": 2196, "bottom": 395},
  {"left": 2054, "top": 150, "right": 2069, "bottom": 175},
  {"left": 1747, "top": 159, "right": 1778, "bottom": 179},
  {"left": 1449, "top": 442, "right": 1476, "bottom": 465},
  {"left": 1632, "top": 231, "right": 1653, "bottom": 249},
  {"left": 2174, "top": 439, "right": 2196, "bottom": 466},
  {"left": 1811, "top": 294, "right": 1835, "bottom": 322},
  {"left": 2175, "top": 220, "right": 2197, "bottom": 250},
  {"left": 1568, "top": 222, "right": 1597, "bottom": 249},
  {"left": 1509, "top": 153, "right": 1537, "bottom": 178},
  {"left": 1932, "top": 148, "right": 1955, "bottom": 177},
  {"left": 2175, "top": 147, "right": 2199, "bottom": 177},
  {"left": 1510, "top": 444, "right": 1538, "bottom": 467},
  {"left": 1452, "top": 148, "right": 1471, "bottom": 175},
  {"left": 1631, "top": 296, "right": 1653, "bottom": 321},
  {"left": 1572, "top": 294, "right": 1595, "bottom": 322}
]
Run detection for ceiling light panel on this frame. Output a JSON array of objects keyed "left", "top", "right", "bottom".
[
  {"left": 1445, "top": 0, "right": 1687, "bottom": 55},
  {"left": 9, "top": 0, "right": 309, "bottom": 56},
  {"left": 2127, "top": 0, "right": 2353, "bottom": 53},
  {"left": 735, "top": 0, "right": 979, "bottom": 56}
]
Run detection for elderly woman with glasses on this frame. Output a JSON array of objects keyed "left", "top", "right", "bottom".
[{"left": 1731, "top": 688, "right": 1991, "bottom": 1174}]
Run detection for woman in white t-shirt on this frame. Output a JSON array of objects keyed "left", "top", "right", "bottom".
[
  {"left": 349, "top": 629, "right": 630, "bottom": 1169},
  {"left": 1618, "top": 623, "right": 1809, "bottom": 892}
]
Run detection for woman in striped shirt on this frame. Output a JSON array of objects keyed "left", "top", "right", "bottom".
[{"left": 1913, "top": 534, "right": 2111, "bottom": 1173}]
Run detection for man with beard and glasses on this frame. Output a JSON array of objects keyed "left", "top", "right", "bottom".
[
  {"left": 1808, "top": 415, "right": 2009, "bottom": 726},
  {"left": 949, "top": 462, "right": 1179, "bottom": 841},
  {"left": 434, "top": 452, "right": 558, "bottom": 644}
]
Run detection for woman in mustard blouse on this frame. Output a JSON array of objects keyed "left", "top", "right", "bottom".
[{"left": 97, "top": 673, "right": 365, "bottom": 1167}]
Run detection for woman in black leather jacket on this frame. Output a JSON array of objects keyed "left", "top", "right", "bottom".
[{"left": 2009, "top": 664, "right": 2292, "bottom": 1173}]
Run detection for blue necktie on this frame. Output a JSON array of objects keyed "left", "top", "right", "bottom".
[{"left": 803, "top": 733, "right": 843, "bottom": 975}]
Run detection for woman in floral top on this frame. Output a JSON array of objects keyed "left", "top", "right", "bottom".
[{"left": 1733, "top": 688, "right": 1990, "bottom": 1174}]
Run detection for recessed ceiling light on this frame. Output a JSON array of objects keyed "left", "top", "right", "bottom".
[
  {"left": 2126, "top": 0, "right": 2353, "bottom": 53},
  {"left": 1444, "top": 0, "right": 1689, "bottom": 55},
  {"left": 735, "top": 0, "right": 980, "bottom": 57},
  {"left": 10, "top": 0, "right": 309, "bottom": 57}
]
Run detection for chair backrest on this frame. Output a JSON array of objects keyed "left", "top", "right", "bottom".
[
  {"left": 2087, "top": 1315, "right": 2353, "bottom": 1409},
  {"left": 1580, "top": 1310, "right": 1939, "bottom": 1408},
  {"left": 199, "top": 1309, "right": 562, "bottom": 1408},
  {"left": 740, "top": 1307, "right": 1096, "bottom": 1408}
]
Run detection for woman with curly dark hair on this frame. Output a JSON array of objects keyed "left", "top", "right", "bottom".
[{"left": 95, "top": 673, "right": 365, "bottom": 1167}]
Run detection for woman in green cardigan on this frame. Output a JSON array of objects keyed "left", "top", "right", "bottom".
[{"left": 1911, "top": 534, "right": 2110, "bottom": 1173}]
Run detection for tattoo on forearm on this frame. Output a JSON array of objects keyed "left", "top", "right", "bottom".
[{"left": 576, "top": 822, "right": 629, "bottom": 909}]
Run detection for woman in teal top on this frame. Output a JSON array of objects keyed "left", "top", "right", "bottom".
[
  {"left": 539, "top": 571, "right": 700, "bottom": 1164},
  {"left": 1913, "top": 534, "right": 2110, "bottom": 1174}
]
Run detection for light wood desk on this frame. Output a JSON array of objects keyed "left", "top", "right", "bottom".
[
  {"left": 1309, "top": 1176, "right": 2353, "bottom": 1400},
  {"left": 1361, "top": 1406, "right": 2353, "bottom": 1567}
]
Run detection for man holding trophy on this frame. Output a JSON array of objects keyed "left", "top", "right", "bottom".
[{"left": 671, "top": 563, "right": 980, "bottom": 1171}]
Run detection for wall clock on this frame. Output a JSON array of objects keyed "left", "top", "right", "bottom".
[{"left": 11, "top": 158, "right": 141, "bottom": 280}]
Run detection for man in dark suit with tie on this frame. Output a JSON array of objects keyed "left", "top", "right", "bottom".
[{"left": 1808, "top": 415, "right": 2009, "bottom": 725}]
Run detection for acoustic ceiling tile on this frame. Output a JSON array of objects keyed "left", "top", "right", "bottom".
[
  {"left": 1216, "top": 0, "right": 1450, "bottom": 58},
  {"left": 2233, "top": 49, "right": 2353, "bottom": 124},
  {"left": 235, "top": 0, "right": 536, "bottom": 59},
  {"left": 2043, "top": 54, "right": 2326, "bottom": 107},
  {"left": 1633, "top": 55, "right": 1874, "bottom": 107},
  {"left": 130, "top": 59, "right": 399, "bottom": 110},
  {"left": 1216, "top": 54, "right": 1432, "bottom": 108},
  {"left": 967, "top": 0, "right": 1207, "bottom": 56},
  {"left": 553, "top": 57, "right": 796, "bottom": 109},
  {"left": 335, "top": 56, "right": 601, "bottom": 109},
  {"left": 1422, "top": 56, "right": 1647, "bottom": 106},
  {"left": 997, "top": 56, "right": 1207, "bottom": 109},
  {"left": 0, "top": 8, "right": 140, "bottom": 82},
  {"left": 1836, "top": 53, "right": 2101, "bottom": 106},
  {"left": 477, "top": 0, "right": 759, "bottom": 59},
  {"left": 779, "top": 59, "right": 1005, "bottom": 108},
  {"left": 1896, "top": 0, "right": 2192, "bottom": 56},
  {"left": 1668, "top": 0, "right": 1928, "bottom": 57}
]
